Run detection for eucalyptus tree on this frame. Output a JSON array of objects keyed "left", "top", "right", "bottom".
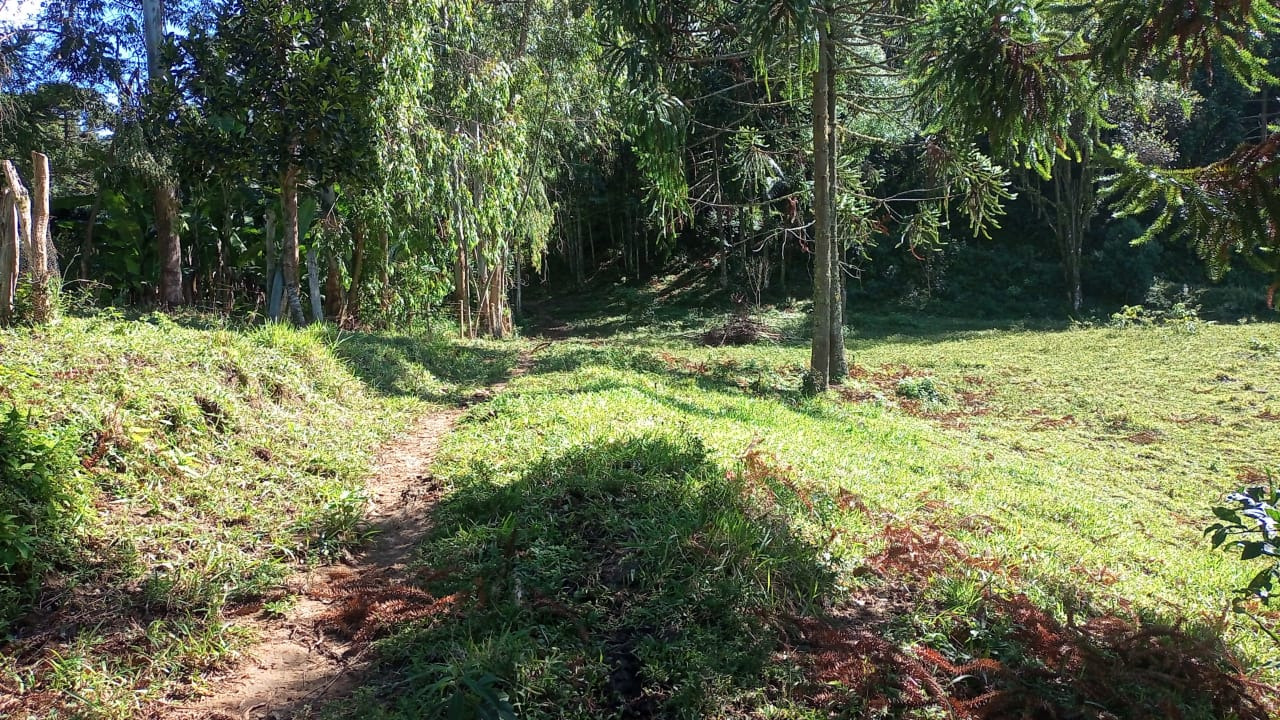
[{"left": 392, "top": 0, "right": 611, "bottom": 337}]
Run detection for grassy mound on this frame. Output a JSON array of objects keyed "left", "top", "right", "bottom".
[{"left": 0, "top": 312, "right": 516, "bottom": 718}]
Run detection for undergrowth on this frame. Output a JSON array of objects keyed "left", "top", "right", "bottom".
[
  {"left": 327, "top": 435, "right": 835, "bottom": 719},
  {"left": 0, "top": 313, "right": 516, "bottom": 718}
]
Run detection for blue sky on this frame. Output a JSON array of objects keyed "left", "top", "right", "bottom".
[{"left": 1, "top": 0, "right": 45, "bottom": 29}]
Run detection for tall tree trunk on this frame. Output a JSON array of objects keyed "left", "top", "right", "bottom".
[
  {"left": 154, "top": 184, "right": 184, "bottom": 307},
  {"left": 265, "top": 208, "right": 282, "bottom": 319},
  {"left": 455, "top": 234, "right": 470, "bottom": 335},
  {"left": 808, "top": 18, "right": 834, "bottom": 391},
  {"left": 280, "top": 162, "right": 306, "bottom": 325},
  {"left": 183, "top": 218, "right": 197, "bottom": 304},
  {"left": 514, "top": 242, "right": 523, "bottom": 319},
  {"left": 348, "top": 221, "right": 366, "bottom": 322},
  {"left": 29, "top": 152, "right": 53, "bottom": 324},
  {"left": 81, "top": 191, "right": 102, "bottom": 282},
  {"left": 142, "top": 0, "right": 184, "bottom": 309},
  {"left": 1052, "top": 148, "right": 1091, "bottom": 313},
  {"left": 325, "top": 249, "right": 343, "bottom": 320},
  {"left": 378, "top": 229, "right": 390, "bottom": 320},
  {"left": 825, "top": 67, "right": 847, "bottom": 382}
]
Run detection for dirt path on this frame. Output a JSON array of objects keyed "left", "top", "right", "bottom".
[{"left": 167, "top": 357, "right": 532, "bottom": 720}]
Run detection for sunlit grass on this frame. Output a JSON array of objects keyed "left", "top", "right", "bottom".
[
  {"left": 0, "top": 312, "right": 517, "bottom": 718},
  {"left": 437, "top": 311, "right": 1280, "bottom": 665}
]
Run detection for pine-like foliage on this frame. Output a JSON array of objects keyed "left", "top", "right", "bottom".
[
  {"left": 1091, "top": 0, "right": 1280, "bottom": 88},
  {"left": 1102, "top": 133, "right": 1280, "bottom": 283}
]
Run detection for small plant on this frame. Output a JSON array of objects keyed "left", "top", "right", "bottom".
[
  {"left": 1207, "top": 481, "right": 1280, "bottom": 604},
  {"left": 0, "top": 406, "right": 86, "bottom": 631},
  {"left": 263, "top": 594, "right": 299, "bottom": 619},
  {"left": 895, "top": 376, "right": 948, "bottom": 405}
]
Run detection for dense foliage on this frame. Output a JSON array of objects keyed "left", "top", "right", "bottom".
[{"left": 0, "top": 0, "right": 1276, "bottom": 343}]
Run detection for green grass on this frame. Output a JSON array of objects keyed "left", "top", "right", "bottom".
[
  {"left": 0, "top": 311, "right": 518, "bottom": 718},
  {"left": 6, "top": 297, "right": 1280, "bottom": 718},
  {"left": 328, "top": 304, "right": 1280, "bottom": 719}
]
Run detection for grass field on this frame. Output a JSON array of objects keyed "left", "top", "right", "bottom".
[
  {"left": 3, "top": 300, "right": 1280, "bottom": 719},
  {"left": 328, "top": 300, "right": 1280, "bottom": 719}
]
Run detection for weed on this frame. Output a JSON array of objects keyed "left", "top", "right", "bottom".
[{"left": 895, "top": 376, "right": 949, "bottom": 406}]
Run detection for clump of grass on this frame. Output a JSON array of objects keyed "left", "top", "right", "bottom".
[
  {"left": 0, "top": 407, "right": 89, "bottom": 629},
  {"left": 895, "top": 375, "right": 949, "bottom": 406}
]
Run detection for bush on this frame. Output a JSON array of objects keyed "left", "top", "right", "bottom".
[{"left": 0, "top": 406, "right": 87, "bottom": 630}]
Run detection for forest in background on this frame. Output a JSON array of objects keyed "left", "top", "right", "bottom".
[{"left": 2, "top": 0, "right": 1279, "bottom": 351}]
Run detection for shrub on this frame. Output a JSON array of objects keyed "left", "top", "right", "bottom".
[
  {"left": 1108, "top": 301, "right": 1205, "bottom": 331},
  {"left": 895, "top": 376, "right": 949, "bottom": 405},
  {"left": 1207, "top": 481, "right": 1280, "bottom": 606},
  {"left": 0, "top": 407, "right": 87, "bottom": 630}
]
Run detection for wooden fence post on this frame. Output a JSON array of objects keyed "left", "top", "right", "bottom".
[{"left": 30, "top": 152, "right": 53, "bottom": 323}]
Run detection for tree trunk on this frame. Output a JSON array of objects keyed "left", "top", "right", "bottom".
[
  {"left": 1051, "top": 147, "right": 1092, "bottom": 314},
  {"left": 808, "top": 18, "right": 834, "bottom": 391},
  {"left": 378, "top": 229, "right": 390, "bottom": 320},
  {"left": 514, "top": 242, "right": 523, "bottom": 319},
  {"left": 348, "top": 221, "right": 366, "bottom": 322},
  {"left": 141, "top": 0, "right": 184, "bottom": 308},
  {"left": 183, "top": 217, "right": 197, "bottom": 304},
  {"left": 452, "top": 156, "right": 471, "bottom": 336},
  {"left": 325, "top": 248, "right": 343, "bottom": 320},
  {"left": 306, "top": 246, "right": 323, "bottom": 323},
  {"left": 825, "top": 66, "right": 847, "bottom": 382},
  {"left": 154, "top": 183, "right": 185, "bottom": 307},
  {"left": 29, "top": 152, "right": 53, "bottom": 323},
  {"left": 265, "top": 208, "right": 282, "bottom": 319},
  {"left": 280, "top": 163, "right": 306, "bottom": 325},
  {"left": 455, "top": 234, "right": 470, "bottom": 335}
]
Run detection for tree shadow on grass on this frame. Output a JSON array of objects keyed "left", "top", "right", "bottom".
[
  {"left": 323, "top": 434, "right": 835, "bottom": 719},
  {"left": 329, "top": 333, "right": 522, "bottom": 402},
  {"left": 524, "top": 343, "right": 857, "bottom": 424},
  {"left": 313, "top": 434, "right": 1277, "bottom": 720}
]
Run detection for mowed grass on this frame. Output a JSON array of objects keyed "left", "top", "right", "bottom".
[
  {"left": 330, "top": 308, "right": 1280, "bottom": 719},
  {"left": 670, "top": 315, "right": 1280, "bottom": 622},
  {"left": 0, "top": 312, "right": 518, "bottom": 719}
]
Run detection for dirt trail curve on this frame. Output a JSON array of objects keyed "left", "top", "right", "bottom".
[{"left": 165, "top": 354, "right": 532, "bottom": 720}]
